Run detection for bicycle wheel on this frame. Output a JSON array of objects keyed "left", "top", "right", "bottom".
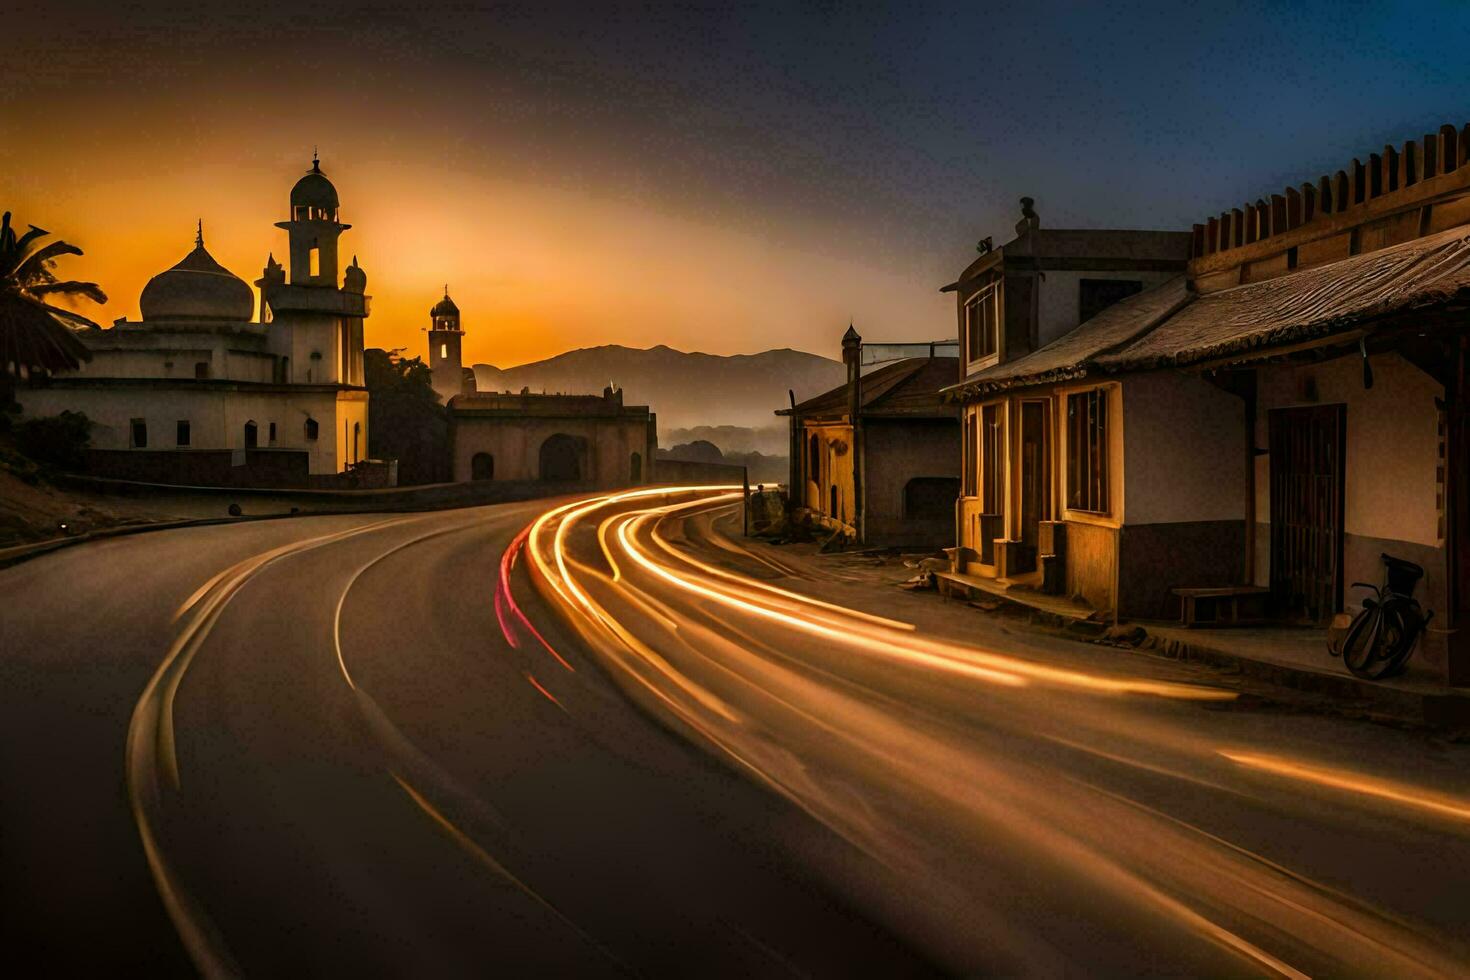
[
  {"left": 1377, "top": 602, "right": 1421, "bottom": 679},
  {"left": 1340, "top": 603, "right": 1386, "bottom": 678}
]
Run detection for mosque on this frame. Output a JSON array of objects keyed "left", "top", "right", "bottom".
[{"left": 20, "top": 156, "right": 373, "bottom": 486}]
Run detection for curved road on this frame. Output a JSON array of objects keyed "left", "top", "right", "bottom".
[{"left": 4, "top": 487, "right": 1470, "bottom": 976}]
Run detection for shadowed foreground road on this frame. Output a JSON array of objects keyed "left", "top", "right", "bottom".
[
  {"left": 5, "top": 488, "right": 1470, "bottom": 976},
  {"left": 0, "top": 500, "right": 927, "bottom": 976}
]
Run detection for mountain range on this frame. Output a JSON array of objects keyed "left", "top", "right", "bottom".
[{"left": 471, "top": 344, "right": 845, "bottom": 433}]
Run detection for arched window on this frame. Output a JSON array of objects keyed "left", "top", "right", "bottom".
[
  {"left": 471, "top": 452, "right": 494, "bottom": 480},
  {"left": 630, "top": 451, "right": 642, "bottom": 482},
  {"left": 809, "top": 433, "right": 820, "bottom": 482},
  {"left": 830, "top": 484, "right": 839, "bottom": 518},
  {"left": 244, "top": 420, "right": 258, "bottom": 449}
]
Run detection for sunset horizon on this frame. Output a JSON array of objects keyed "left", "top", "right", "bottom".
[{"left": 9, "top": 3, "right": 1470, "bottom": 976}]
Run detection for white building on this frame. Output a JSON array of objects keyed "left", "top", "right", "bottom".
[{"left": 21, "top": 157, "right": 371, "bottom": 485}]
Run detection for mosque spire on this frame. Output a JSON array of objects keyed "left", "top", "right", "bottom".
[
  {"left": 195, "top": 219, "right": 204, "bottom": 249},
  {"left": 311, "top": 146, "right": 320, "bottom": 173}
]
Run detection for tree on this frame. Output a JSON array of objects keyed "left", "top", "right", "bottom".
[
  {"left": 364, "top": 348, "right": 450, "bottom": 485},
  {"left": 0, "top": 211, "right": 104, "bottom": 387}
]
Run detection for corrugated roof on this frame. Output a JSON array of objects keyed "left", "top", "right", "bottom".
[
  {"left": 779, "top": 356, "right": 958, "bottom": 419},
  {"left": 942, "top": 224, "right": 1470, "bottom": 400},
  {"left": 942, "top": 277, "right": 1190, "bottom": 398},
  {"left": 1099, "top": 225, "right": 1470, "bottom": 371}
]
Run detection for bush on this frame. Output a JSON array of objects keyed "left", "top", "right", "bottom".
[{"left": 15, "top": 410, "right": 92, "bottom": 470}]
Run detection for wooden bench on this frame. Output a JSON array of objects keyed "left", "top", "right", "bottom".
[{"left": 1171, "top": 586, "right": 1271, "bottom": 628}]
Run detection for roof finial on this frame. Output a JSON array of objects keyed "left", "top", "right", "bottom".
[
  {"left": 195, "top": 219, "right": 203, "bottom": 248},
  {"left": 311, "top": 146, "right": 320, "bottom": 172},
  {"left": 444, "top": 283, "right": 449, "bottom": 298}
]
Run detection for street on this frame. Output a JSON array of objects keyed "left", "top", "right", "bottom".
[{"left": 4, "top": 489, "right": 1470, "bottom": 976}]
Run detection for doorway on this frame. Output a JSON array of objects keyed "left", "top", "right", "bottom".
[
  {"left": 539, "top": 433, "right": 583, "bottom": 482},
  {"left": 1269, "top": 405, "right": 1345, "bottom": 624},
  {"left": 1018, "top": 400, "right": 1052, "bottom": 552}
]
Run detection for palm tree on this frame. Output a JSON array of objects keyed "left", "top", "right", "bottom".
[{"left": 0, "top": 210, "right": 104, "bottom": 384}]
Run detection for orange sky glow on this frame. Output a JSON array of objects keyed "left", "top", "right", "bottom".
[{"left": 10, "top": 132, "right": 952, "bottom": 369}]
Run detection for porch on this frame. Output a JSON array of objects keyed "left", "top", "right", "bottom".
[{"left": 1146, "top": 623, "right": 1470, "bottom": 728}]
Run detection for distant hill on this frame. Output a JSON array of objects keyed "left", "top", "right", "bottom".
[{"left": 472, "top": 344, "right": 844, "bottom": 431}]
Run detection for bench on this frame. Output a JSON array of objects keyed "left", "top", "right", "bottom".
[{"left": 1171, "top": 586, "right": 1271, "bottom": 628}]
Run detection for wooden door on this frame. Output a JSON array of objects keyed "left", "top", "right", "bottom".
[
  {"left": 1019, "top": 400, "right": 1051, "bottom": 548},
  {"left": 1269, "top": 405, "right": 1345, "bottom": 624}
]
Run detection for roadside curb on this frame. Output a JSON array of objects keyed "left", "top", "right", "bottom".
[
  {"left": 934, "top": 573, "right": 1109, "bottom": 637},
  {"left": 0, "top": 513, "right": 302, "bottom": 571},
  {"left": 1144, "top": 632, "right": 1470, "bottom": 731}
]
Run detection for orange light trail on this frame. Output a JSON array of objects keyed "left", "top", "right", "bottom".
[{"left": 1221, "top": 750, "right": 1470, "bottom": 824}]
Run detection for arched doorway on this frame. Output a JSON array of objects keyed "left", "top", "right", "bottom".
[
  {"left": 244, "top": 420, "right": 258, "bottom": 449},
  {"left": 539, "top": 434, "right": 583, "bottom": 482},
  {"left": 630, "top": 451, "right": 642, "bottom": 482},
  {"left": 471, "top": 452, "right": 495, "bottom": 480}
]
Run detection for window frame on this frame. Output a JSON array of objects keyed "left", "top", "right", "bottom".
[
  {"left": 964, "top": 282, "right": 1001, "bottom": 367},
  {"left": 1065, "top": 387, "right": 1111, "bottom": 515},
  {"left": 130, "top": 418, "right": 147, "bottom": 449}
]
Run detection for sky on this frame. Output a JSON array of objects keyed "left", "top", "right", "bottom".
[{"left": 5, "top": 1, "right": 1470, "bottom": 367}]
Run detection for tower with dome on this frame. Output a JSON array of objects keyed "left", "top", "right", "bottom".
[
  {"left": 426, "top": 286, "right": 467, "bottom": 404},
  {"left": 19, "top": 156, "right": 376, "bottom": 486}
]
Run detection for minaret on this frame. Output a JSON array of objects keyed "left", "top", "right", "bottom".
[
  {"left": 427, "top": 286, "right": 465, "bottom": 405},
  {"left": 260, "top": 153, "right": 372, "bottom": 475},
  {"left": 275, "top": 150, "right": 349, "bottom": 287}
]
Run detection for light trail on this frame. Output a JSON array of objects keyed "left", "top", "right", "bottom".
[
  {"left": 1222, "top": 750, "right": 1470, "bottom": 824},
  {"left": 519, "top": 486, "right": 1470, "bottom": 977},
  {"left": 128, "top": 516, "right": 416, "bottom": 980}
]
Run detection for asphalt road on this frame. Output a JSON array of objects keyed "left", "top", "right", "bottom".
[
  {"left": 0, "top": 500, "right": 928, "bottom": 977},
  {"left": 4, "top": 488, "right": 1470, "bottom": 977},
  {"left": 529, "top": 487, "right": 1470, "bottom": 978}
]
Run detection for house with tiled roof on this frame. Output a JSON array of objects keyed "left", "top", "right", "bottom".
[
  {"left": 777, "top": 328, "right": 959, "bottom": 547},
  {"left": 942, "top": 123, "right": 1470, "bottom": 689}
]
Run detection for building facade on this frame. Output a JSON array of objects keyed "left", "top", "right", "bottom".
[
  {"left": 780, "top": 327, "right": 960, "bottom": 548},
  {"left": 944, "top": 125, "right": 1470, "bottom": 688},
  {"left": 20, "top": 157, "right": 372, "bottom": 485},
  {"left": 943, "top": 207, "right": 1192, "bottom": 588},
  {"left": 449, "top": 387, "right": 656, "bottom": 487}
]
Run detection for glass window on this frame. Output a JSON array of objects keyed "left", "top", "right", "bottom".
[
  {"left": 130, "top": 419, "right": 147, "bottom": 449},
  {"left": 965, "top": 284, "right": 999, "bottom": 362},
  {"left": 176, "top": 420, "right": 190, "bottom": 447},
  {"left": 1066, "top": 389, "right": 1110, "bottom": 513}
]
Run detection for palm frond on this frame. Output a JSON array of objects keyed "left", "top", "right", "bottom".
[
  {"left": 9, "top": 224, "right": 52, "bottom": 267},
  {"left": 11, "top": 239, "right": 82, "bottom": 285},
  {"left": 0, "top": 293, "right": 94, "bottom": 375},
  {"left": 34, "top": 300, "right": 101, "bottom": 329},
  {"left": 29, "top": 280, "right": 107, "bottom": 304}
]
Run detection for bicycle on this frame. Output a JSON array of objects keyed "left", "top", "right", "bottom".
[{"left": 1333, "top": 553, "right": 1434, "bottom": 680}]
